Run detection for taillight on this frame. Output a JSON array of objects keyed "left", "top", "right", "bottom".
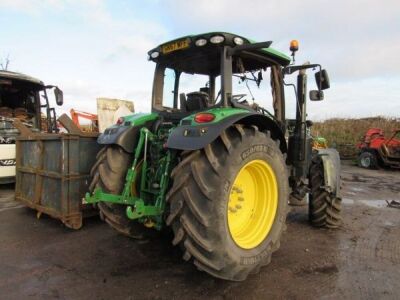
[
  {"left": 116, "top": 117, "right": 124, "bottom": 125},
  {"left": 194, "top": 113, "right": 215, "bottom": 123}
]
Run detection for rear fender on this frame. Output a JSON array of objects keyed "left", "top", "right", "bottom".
[
  {"left": 166, "top": 112, "right": 287, "bottom": 153},
  {"left": 317, "top": 148, "right": 341, "bottom": 198},
  {"left": 98, "top": 125, "right": 142, "bottom": 153},
  {"left": 97, "top": 113, "right": 158, "bottom": 153}
]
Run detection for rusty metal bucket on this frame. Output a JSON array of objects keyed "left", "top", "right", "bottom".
[{"left": 14, "top": 114, "right": 102, "bottom": 229}]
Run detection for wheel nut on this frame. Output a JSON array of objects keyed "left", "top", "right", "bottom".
[
  {"left": 238, "top": 197, "right": 244, "bottom": 202},
  {"left": 235, "top": 204, "right": 242, "bottom": 209},
  {"left": 229, "top": 207, "right": 237, "bottom": 213}
]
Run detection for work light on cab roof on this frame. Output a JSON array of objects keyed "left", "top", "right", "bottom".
[
  {"left": 210, "top": 35, "right": 225, "bottom": 44},
  {"left": 195, "top": 38, "right": 207, "bottom": 47}
]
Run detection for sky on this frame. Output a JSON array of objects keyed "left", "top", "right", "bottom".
[{"left": 0, "top": 0, "right": 399, "bottom": 120}]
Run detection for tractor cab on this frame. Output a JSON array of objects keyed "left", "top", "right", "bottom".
[{"left": 148, "top": 32, "right": 291, "bottom": 122}]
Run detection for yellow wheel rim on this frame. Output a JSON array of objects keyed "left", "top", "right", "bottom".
[{"left": 228, "top": 159, "right": 278, "bottom": 249}]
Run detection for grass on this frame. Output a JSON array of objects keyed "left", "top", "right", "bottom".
[{"left": 311, "top": 117, "right": 400, "bottom": 158}]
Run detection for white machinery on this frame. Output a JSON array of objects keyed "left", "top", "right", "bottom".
[{"left": 0, "top": 71, "right": 63, "bottom": 183}]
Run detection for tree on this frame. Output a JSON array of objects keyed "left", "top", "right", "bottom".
[{"left": 0, "top": 55, "right": 10, "bottom": 70}]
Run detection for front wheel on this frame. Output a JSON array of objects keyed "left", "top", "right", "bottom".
[
  {"left": 308, "top": 153, "right": 342, "bottom": 228},
  {"left": 166, "top": 125, "right": 289, "bottom": 281}
]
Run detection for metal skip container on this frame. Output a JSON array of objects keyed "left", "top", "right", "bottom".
[{"left": 14, "top": 114, "right": 101, "bottom": 229}]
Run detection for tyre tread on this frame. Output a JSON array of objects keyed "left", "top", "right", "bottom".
[
  {"left": 308, "top": 154, "right": 342, "bottom": 228},
  {"left": 167, "top": 124, "right": 289, "bottom": 280}
]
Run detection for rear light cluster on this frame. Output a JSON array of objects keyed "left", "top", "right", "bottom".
[{"left": 194, "top": 113, "right": 215, "bottom": 123}]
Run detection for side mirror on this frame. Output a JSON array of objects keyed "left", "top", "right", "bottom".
[
  {"left": 310, "top": 90, "right": 324, "bottom": 101},
  {"left": 54, "top": 87, "right": 64, "bottom": 106},
  {"left": 315, "top": 69, "right": 330, "bottom": 90}
]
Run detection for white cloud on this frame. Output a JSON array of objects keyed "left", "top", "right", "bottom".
[
  {"left": 162, "top": 0, "right": 400, "bottom": 80},
  {"left": 1, "top": 0, "right": 166, "bottom": 117},
  {"left": 1, "top": 0, "right": 399, "bottom": 120},
  {"left": 307, "top": 78, "right": 400, "bottom": 120},
  {"left": 54, "top": 80, "right": 151, "bottom": 117},
  {"left": 0, "top": 0, "right": 64, "bottom": 14}
]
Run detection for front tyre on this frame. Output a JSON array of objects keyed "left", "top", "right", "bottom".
[
  {"left": 308, "top": 153, "right": 342, "bottom": 228},
  {"left": 166, "top": 125, "right": 289, "bottom": 281}
]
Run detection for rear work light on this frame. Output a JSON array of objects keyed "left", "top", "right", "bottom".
[
  {"left": 195, "top": 38, "right": 207, "bottom": 47},
  {"left": 233, "top": 37, "right": 244, "bottom": 45},
  {"left": 194, "top": 113, "right": 215, "bottom": 123},
  {"left": 150, "top": 51, "right": 160, "bottom": 58},
  {"left": 210, "top": 35, "right": 225, "bottom": 44}
]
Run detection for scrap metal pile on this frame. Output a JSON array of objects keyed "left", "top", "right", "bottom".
[{"left": 0, "top": 107, "right": 34, "bottom": 144}]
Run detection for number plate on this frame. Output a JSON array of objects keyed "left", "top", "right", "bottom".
[
  {"left": 0, "top": 159, "right": 16, "bottom": 166},
  {"left": 161, "top": 39, "right": 190, "bottom": 54}
]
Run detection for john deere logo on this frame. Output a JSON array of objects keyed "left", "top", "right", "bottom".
[{"left": 0, "top": 159, "right": 16, "bottom": 166}]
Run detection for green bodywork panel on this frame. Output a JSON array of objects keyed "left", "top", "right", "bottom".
[
  {"left": 121, "top": 112, "right": 159, "bottom": 126},
  {"left": 150, "top": 31, "right": 291, "bottom": 66},
  {"left": 85, "top": 126, "right": 174, "bottom": 230},
  {"left": 180, "top": 107, "right": 249, "bottom": 126}
]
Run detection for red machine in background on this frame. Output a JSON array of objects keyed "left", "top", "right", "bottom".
[
  {"left": 70, "top": 109, "right": 98, "bottom": 132},
  {"left": 357, "top": 128, "right": 400, "bottom": 169}
]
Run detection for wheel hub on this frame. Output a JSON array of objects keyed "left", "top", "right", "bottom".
[
  {"left": 228, "top": 159, "right": 278, "bottom": 249},
  {"left": 361, "top": 156, "right": 370, "bottom": 168}
]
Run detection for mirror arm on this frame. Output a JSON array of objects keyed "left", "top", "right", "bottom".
[
  {"left": 227, "top": 41, "right": 273, "bottom": 56},
  {"left": 283, "top": 63, "right": 321, "bottom": 75}
]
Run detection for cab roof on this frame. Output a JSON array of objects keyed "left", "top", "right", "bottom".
[
  {"left": 0, "top": 70, "right": 44, "bottom": 86},
  {"left": 148, "top": 32, "right": 291, "bottom": 75}
]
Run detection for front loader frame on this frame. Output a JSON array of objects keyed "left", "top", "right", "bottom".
[{"left": 85, "top": 127, "right": 173, "bottom": 229}]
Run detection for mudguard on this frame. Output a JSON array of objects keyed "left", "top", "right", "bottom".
[
  {"left": 167, "top": 112, "right": 287, "bottom": 153},
  {"left": 97, "top": 113, "right": 158, "bottom": 153},
  {"left": 317, "top": 148, "right": 341, "bottom": 198},
  {"left": 97, "top": 125, "right": 142, "bottom": 153}
]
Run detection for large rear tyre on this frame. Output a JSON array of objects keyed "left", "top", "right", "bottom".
[
  {"left": 166, "top": 125, "right": 289, "bottom": 281},
  {"left": 89, "top": 145, "right": 155, "bottom": 239},
  {"left": 308, "top": 153, "right": 342, "bottom": 228}
]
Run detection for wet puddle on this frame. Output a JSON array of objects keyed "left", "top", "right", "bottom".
[{"left": 342, "top": 198, "right": 389, "bottom": 208}]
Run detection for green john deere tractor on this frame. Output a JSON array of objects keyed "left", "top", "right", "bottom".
[{"left": 85, "top": 32, "right": 342, "bottom": 281}]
